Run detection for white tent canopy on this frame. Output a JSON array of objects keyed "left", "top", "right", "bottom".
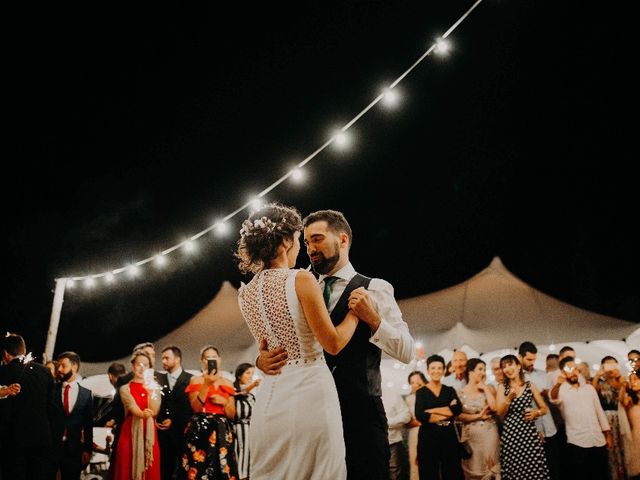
[{"left": 399, "top": 256, "right": 637, "bottom": 354}]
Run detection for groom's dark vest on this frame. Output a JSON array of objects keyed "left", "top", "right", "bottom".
[{"left": 326, "top": 273, "right": 382, "bottom": 397}]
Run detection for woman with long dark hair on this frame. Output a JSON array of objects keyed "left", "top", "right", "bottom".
[{"left": 458, "top": 358, "right": 500, "bottom": 479}]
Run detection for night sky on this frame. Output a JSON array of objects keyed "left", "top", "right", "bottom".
[{"left": 4, "top": 1, "right": 638, "bottom": 362}]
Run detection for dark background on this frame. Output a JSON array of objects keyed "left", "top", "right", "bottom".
[{"left": 3, "top": 1, "right": 637, "bottom": 361}]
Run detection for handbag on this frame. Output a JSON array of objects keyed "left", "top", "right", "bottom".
[{"left": 454, "top": 421, "right": 473, "bottom": 460}]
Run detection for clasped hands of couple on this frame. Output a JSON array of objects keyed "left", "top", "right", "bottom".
[{"left": 258, "top": 286, "right": 380, "bottom": 374}]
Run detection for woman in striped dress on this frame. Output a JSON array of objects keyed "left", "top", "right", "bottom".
[{"left": 233, "top": 363, "right": 261, "bottom": 479}]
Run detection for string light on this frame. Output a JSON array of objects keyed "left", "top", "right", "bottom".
[
  {"left": 435, "top": 38, "right": 451, "bottom": 56},
  {"left": 154, "top": 254, "right": 167, "bottom": 268},
  {"left": 289, "top": 168, "right": 305, "bottom": 183},
  {"left": 56, "top": 0, "right": 486, "bottom": 289},
  {"left": 332, "top": 131, "right": 351, "bottom": 150},
  {"left": 381, "top": 87, "right": 401, "bottom": 108}
]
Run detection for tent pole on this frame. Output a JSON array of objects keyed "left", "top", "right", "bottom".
[{"left": 44, "top": 278, "right": 68, "bottom": 362}]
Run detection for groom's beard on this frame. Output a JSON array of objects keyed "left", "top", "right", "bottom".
[{"left": 309, "top": 242, "right": 340, "bottom": 275}]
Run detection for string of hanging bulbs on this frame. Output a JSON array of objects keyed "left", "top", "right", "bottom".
[{"left": 62, "top": 0, "right": 485, "bottom": 291}]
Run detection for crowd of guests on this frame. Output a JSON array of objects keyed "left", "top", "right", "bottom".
[
  {"left": 388, "top": 344, "right": 640, "bottom": 480},
  {"left": 0, "top": 334, "right": 258, "bottom": 480},
  {"left": 3, "top": 330, "right": 640, "bottom": 480}
]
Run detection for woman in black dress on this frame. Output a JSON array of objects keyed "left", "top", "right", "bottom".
[{"left": 415, "top": 354, "right": 464, "bottom": 480}]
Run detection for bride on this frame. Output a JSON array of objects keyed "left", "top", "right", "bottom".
[{"left": 236, "top": 203, "right": 358, "bottom": 480}]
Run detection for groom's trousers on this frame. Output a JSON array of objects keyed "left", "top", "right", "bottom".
[{"left": 340, "top": 393, "right": 390, "bottom": 480}]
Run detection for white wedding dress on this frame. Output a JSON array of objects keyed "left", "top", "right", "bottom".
[{"left": 238, "top": 268, "right": 347, "bottom": 480}]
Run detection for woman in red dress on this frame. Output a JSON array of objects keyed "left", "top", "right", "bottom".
[
  {"left": 178, "top": 345, "right": 238, "bottom": 480},
  {"left": 112, "top": 350, "right": 161, "bottom": 480}
]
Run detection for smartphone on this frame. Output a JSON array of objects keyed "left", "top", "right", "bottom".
[{"left": 207, "top": 358, "right": 218, "bottom": 375}]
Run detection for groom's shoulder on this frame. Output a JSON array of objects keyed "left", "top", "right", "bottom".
[{"left": 357, "top": 273, "right": 394, "bottom": 294}]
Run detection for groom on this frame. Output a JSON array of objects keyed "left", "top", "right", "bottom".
[{"left": 257, "top": 209, "right": 415, "bottom": 479}]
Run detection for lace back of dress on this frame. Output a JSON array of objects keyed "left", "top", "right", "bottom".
[{"left": 240, "top": 269, "right": 303, "bottom": 361}]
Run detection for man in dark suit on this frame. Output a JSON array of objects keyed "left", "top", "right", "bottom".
[
  {"left": 159, "top": 345, "right": 193, "bottom": 479},
  {"left": 49, "top": 351, "right": 94, "bottom": 480},
  {"left": 0, "top": 333, "right": 54, "bottom": 480}
]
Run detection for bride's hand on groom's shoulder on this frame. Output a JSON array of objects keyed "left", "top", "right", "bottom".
[{"left": 257, "top": 338, "right": 288, "bottom": 376}]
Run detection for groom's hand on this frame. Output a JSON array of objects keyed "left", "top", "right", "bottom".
[
  {"left": 256, "top": 339, "right": 288, "bottom": 375},
  {"left": 348, "top": 287, "right": 381, "bottom": 332}
]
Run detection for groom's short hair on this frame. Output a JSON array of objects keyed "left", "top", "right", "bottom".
[{"left": 303, "top": 210, "right": 353, "bottom": 246}]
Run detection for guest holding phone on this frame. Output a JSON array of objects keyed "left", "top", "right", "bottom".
[{"left": 178, "top": 346, "right": 238, "bottom": 480}]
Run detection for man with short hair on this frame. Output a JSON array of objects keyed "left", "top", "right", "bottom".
[
  {"left": 546, "top": 353, "right": 560, "bottom": 374},
  {"left": 50, "top": 351, "right": 94, "bottom": 480},
  {"left": 550, "top": 356, "right": 612, "bottom": 479},
  {"left": 94, "top": 362, "right": 126, "bottom": 427},
  {"left": 381, "top": 387, "right": 411, "bottom": 480},
  {"left": 159, "top": 345, "right": 193, "bottom": 479},
  {"left": 519, "top": 341, "right": 560, "bottom": 479},
  {"left": 442, "top": 350, "right": 467, "bottom": 392},
  {"left": 0, "top": 333, "right": 54, "bottom": 480}
]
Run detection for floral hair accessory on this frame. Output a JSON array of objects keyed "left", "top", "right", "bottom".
[{"left": 240, "top": 216, "right": 288, "bottom": 237}]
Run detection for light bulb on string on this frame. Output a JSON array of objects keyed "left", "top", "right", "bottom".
[
  {"left": 289, "top": 168, "right": 305, "bottom": 183},
  {"left": 154, "top": 254, "right": 167, "bottom": 268},
  {"left": 183, "top": 240, "right": 197, "bottom": 254},
  {"left": 128, "top": 265, "right": 140, "bottom": 278},
  {"left": 105, "top": 272, "right": 115, "bottom": 284},
  {"left": 216, "top": 221, "right": 229, "bottom": 236},
  {"left": 332, "top": 130, "right": 351, "bottom": 150},
  {"left": 67, "top": 279, "right": 75, "bottom": 289},
  {"left": 381, "top": 87, "right": 400, "bottom": 108},
  {"left": 250, "top": 197, "right": 264, "bottom": 211},
  {"left": 84, "top": 278, "right": 95, "bottom": 289},
  {"left": 434, "top": 37, "right": 451, "bottom": 56}
]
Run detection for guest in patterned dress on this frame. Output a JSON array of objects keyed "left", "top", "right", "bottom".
[
  {"left": 233, "top": 363, "right": 260, "bottom": 480},
  {"left": 178, "top": 346, "right": 238, "bottom": 480},
  {"left": 458, "top": 358, "right": 500, "bottom": 479},
  {"left": 496, "top": 354, "right": 549, "bottom": 480},
  {"left": 593, "top": 355, "right": 626, "bottom": 480}
]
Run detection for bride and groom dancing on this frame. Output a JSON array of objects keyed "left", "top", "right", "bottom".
[{"left": 236, "top": 204, "right": 415, "bottom": 480}]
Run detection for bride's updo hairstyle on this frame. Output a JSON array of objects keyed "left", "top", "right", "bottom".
[{"left": 235, "top": 203, "right": 303, "bottom": 274}]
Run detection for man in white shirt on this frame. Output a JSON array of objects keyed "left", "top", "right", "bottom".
[
  {"left": 50, "top": 352, "right": 94, "bottom": 480},
  {"left": 381, "top": 388, "right": 412, "bottom": 480},
  {"left": 550, "top": 356, "right": 612, "bottom": 479},
  {"left": 257, "top": 209, "right": 415, "bottom": 480},
  {"left": 442, "top": 350, "right": 467, "bottom": 393},
  {"left": 519, "top": 341, "right": 560, "bottom": 479}
]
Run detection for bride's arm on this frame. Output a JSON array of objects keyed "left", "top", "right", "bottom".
[{"left": 296, "top": 270, "right": 358, "bottom": 355}]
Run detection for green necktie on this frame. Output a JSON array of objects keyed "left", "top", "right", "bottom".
[{"left": 322, "top": 276, "right": 339, "bottom": 308}]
